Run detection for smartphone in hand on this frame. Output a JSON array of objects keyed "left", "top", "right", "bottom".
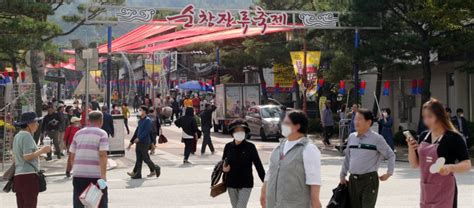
[{"left": 403, "top": 131, "right": 416, "bottom": 142}]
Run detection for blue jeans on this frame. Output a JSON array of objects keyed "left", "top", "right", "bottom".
[{"left": 73, "top": 177, "right": 108, "bottom": 208}]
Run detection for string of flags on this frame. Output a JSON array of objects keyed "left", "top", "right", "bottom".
[
  {"left": 0, "top": 71, "right": 27, "bottom": 84},
  {"left": 335, "top": 79, "right": 424, "bottom": 96}
]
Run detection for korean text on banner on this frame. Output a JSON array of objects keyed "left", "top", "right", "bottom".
[
  {"left": 273, "top": 64, "right": 294, "bottom": 88},
  {"left": 290, "top": 51, "right": 321, "bottom": 76}
]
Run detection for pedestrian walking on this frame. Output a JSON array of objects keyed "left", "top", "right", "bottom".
[
  {"left": 101, "top": 106, "right": 115, "bottom": 138},
  {"left": 110, "top": 104, "right": 121, "bottom": 115},
  {"left": 378, "top": 108, "right": 394, "bottom": 150},
  {"left": 12, "top": 112, "right": 51, "bottom": 208},
  {"left": 192, "top": 112, "right": 201, "bottom": 154},
  {"left": 112, "top": 90, "right": 119, "bottom": 104},
  {"left": 192, "top": 94, "right": 201, "bottom": 113},
  {"left": 144, "top": 94, "right": 152, "bottom": 108},
  {"left": 133, "top": 93, "right": 140, "bottom": 112},
  {"left": 64, "top": 117, "right": 81, "bottom": 177},
  {"left": 261, "top": 111, "right": 322, "bottom": 208},
  {"left": 73, "top": 101, "right": 81, "bottom": 118},
  {"left": 41, "top": 105, "right": 62, "bottom": 160},
  {"left": 69, "top": 111, "right": 109, "bottom": 208},
  {"left": 171, "top": 98, "right": 181, "bottom": 121},
  {"left": 91, "top": 96, "right": 100, "bottom": 111},
  {"left": 338, "top": 104, "right": 347, "bottom": 120},
  {"left": 164, "top": 95, "right": 173, "bottom": 107},
  {"left": 122, "top": 103, "right": 131, "bottom": 134},
  {"left": 148, "top": 107, "right": 160, "bottom": 154},
  {"left": 322, "top": 100, "right": 335, "bottom": 146},
  {"left": 58, "top": 104, "right": 68, "bottom": 155},
  {"left": 183, "top": 96, "right": 193, "bottom": 108},
  {"left": 175, "top": 107, "right": 200, "bottom": 164},
  {"left": 453, "top": 108, "right": 470, "bottom": 144},
  {"left": 222, "top": 119, "right": 265, "bottom": 208},
  {"left": 126, "top": 106, "right": 160, "bottom": 179},
  {"left": 348, "top": 104, "right": 358, "bottom": 133},
  {"left": 154, "top": 93, "right": 163, "bottom": 109},
  {"left": 340, "top": 108, "right": 395, "bottom": 208},
  {"left": 406, "top": 99, "right": 471, "bottom": 208},
  {"left": 200, "top": 104, "right": 216, "bottom": 155}
]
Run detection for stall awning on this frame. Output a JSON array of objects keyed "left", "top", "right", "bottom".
[
  {"left": 129, "top": 27, "right": 292, "bottom": 54},
  {"left": 116, "top": 26, "right": 230, "bottom": 52},
  {"left": 97, "top": 20, "right": 177, "bottom": 54},
  {"left": 46, "top": 58, "right": 76, "bottom": 70}
]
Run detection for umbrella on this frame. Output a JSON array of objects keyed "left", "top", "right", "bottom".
[{"left": 178, "top": 80, "right": 205, "bottom": 91}]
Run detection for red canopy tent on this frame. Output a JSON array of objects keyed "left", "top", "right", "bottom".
[
  {"left": 129, "top": 27, "right": 292, "bottom": 54},
  {"left": 115, "top": 26, "right": 231, "bottom": 52},
  {"left": 46, "top": 58, "right": 76, "bottom": 70},
  {"left": 97, "top": 20, "right": 177, "bottom": 53}
]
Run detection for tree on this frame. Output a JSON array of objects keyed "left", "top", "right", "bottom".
[
  {"left": 383, "top": 0, "right": 474, "bottom": 121},
  {"left": 0, "top": 0, "right": 124, "bottom": 116}
]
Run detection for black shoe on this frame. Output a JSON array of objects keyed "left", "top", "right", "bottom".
[
  {"left": 66, "top": 171, "right": 71, "bottom": 178},
  {"left": 46, "top": 157, "right": 52, "bottom": 161},
  {"left": 127, "top": 172, "right": 136, "bottom": 177},
  {"left": 155, "top": 165, "right": 161, "bottom": 178},
  {"left": 60, "top": 153, "right": 65, "bottom": 156},
  {"left": 131, "top": 175, "right": 142, "bottom": 179},
  {"left": 57, "top": 155, "right": 61, "bottom": 159}
]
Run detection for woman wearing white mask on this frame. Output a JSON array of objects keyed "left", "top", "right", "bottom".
[
  {"left": 261, "top": 110, "right": 322, "bottom": 208},
  {"left": 222, "top": 119, "right": 265, "bottom": 208}
]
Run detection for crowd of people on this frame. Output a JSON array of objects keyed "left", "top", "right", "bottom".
[{"left": 6, "top": 93, "right": 472, "bottom": 208}]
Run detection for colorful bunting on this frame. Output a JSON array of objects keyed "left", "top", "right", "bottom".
[
  {"left": 360, "top": 80, "right": 366, "bottom": 95},
  {"left": 20, "top": 71, "right": 26, "bottom": 82},
  {"left": 275, "top": 83, "right": 281, "bottom": 95},
  {"left": 317, "top": 79, "right": 324, "bottom": 91},
  {"left": 338, "top": 80, "right": 346, "bottom": 94},
  {"left": 417, "top": 79, "right": 423, "bottom": 94},
  {"left": 411, "top": 79, "right": 417, "bottom": 95},
  {"left": 383, "top": 80, "right": 390, "bottom": 96}
]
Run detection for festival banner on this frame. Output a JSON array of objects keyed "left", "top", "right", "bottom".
[
  {"left": 290, "top": 51, "right": 321, "bottom": 75},
  {"left": 273, "top": 64, "right": 294, "bottom": 88}
]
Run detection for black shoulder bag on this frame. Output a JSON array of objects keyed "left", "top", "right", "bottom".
[{"left": 26, "top": 161, "right": 47, "bottom": 192}]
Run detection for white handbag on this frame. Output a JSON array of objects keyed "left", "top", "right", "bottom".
[{"left": 79, "top": 183, "right": 103, "bottom": 208}]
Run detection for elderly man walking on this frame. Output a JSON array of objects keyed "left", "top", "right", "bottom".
[
  {"left": 340, "top": 108, "right": 396, "bottom": 208},
  {"left": 69, "top": 111, "right": 109, "bottom": 208}
]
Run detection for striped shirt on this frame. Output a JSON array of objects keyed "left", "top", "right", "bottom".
[{"left": 69, "top": 127, "right": 109, "bottom": 178}]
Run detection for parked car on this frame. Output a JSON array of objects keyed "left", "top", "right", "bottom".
[{"left": 245, "top": 105, "right": 282, "bottom": 141}]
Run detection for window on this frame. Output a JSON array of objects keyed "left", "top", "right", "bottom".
[{"left": 261, "top": 107, "right": 281, "bottom": 118}]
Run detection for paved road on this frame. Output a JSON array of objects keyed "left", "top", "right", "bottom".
[{"left": 1, "top": 114, "right": 473, "bottom": 207}]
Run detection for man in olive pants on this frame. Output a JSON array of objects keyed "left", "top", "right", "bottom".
[{"left": 340, "top": 109, "right": 395, "bottom": 208}]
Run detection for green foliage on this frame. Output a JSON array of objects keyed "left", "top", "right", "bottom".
[{"left": 0, "top": 0, "right": 62, "bottom": 68}]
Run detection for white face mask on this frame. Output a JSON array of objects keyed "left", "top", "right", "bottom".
[
  {"left": 233, "top": 132, "right": 246, "bottom": 141},
  {"left": 281, "top": 124, "right": 292, "bottom": 138}
]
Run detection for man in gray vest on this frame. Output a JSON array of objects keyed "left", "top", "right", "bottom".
[
  {"left": 261, "top": 111, "right": 322, "bottom": 208},
  {"left": 340, "top": 108, "right": 395, "bottom": 208}
]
